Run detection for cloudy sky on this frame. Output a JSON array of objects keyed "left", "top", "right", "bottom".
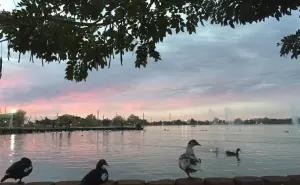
[{"left": 1, "top": 2, "right": 300, "bottom": 121}]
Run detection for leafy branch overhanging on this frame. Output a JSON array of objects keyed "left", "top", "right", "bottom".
[{"left": 0, "top": 0, "right": 299, "bottom": 82}]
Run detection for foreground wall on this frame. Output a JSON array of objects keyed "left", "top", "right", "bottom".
[{"left": 2, "top": 175, "right": 300, "bottom": 185}]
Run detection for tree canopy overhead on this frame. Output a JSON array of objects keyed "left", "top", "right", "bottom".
[{"left": 0, "top": 0, "right": 299, "bottom": 82}]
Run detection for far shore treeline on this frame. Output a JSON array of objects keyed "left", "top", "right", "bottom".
[{"left": 0, "top": 109, "right": 299, "bottom": 128}]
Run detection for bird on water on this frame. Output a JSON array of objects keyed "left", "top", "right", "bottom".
[
  {"left": 226, "top": 148, "right": 241, "bottom": 156},
  {"left": 179, "top": 139, "right": 202, "bottom": 178},
  {"left": 81, "top": 159, "right": 109, "bottom": 185},
  {"left": 1, "top": 157, "right": 33, "bottom": 184},
  {"left": 209, "top": 147, "right": 219, "bottom": 153}
]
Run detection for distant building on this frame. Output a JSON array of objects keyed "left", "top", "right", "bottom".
[{"left": 0, "top": 113, "right": 14, "bottom": 128}]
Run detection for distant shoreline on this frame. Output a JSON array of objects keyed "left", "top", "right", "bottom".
[
  {"left": 0, "top": 126, "right": 143, "bottom": 135},
  {"left": 146, "top": 123, "right": 295, "bottom": 126}
]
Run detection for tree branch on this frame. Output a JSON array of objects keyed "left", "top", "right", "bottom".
[
  {"left": 34, "top": 15, "right": 104, "bottom": 27},
  {"left": 0, "top": 38, "right": 8, "bottom": 42}
]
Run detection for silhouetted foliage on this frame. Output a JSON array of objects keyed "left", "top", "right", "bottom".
[
  {"left": 1, "top": 1, "right": 299, "bottom": 82},
  {"left": 86, "top": 114, "right": 96, "bottom": 120},
  {"left": 57, "top": 114, "right": 74, "bottom": 127},
  {"left": 1, "top": 110, "right": 298, "bottom": 128},
  {"left": 83, "top": 114, "right": 98, "bottom": 126},
  {"left": 149, "top": 117, "right": 299, "bottom": 125},
  {"left": 127, "top": 114, "right": 142, "bottom": 125},
  {"left": 243, "top": 117, "right": 298, "bottom": 125},
  {"left": 37, "top": 117, "right": 53, "bottom": 126},
  {"left": 234, "top": 118, "right": 243, "bottom": 124},
  {"left": 112, "top": 115, "right": 126, "bottom": 126},
  {"left": 101, "top": 118, "right": 111, "bottom": 127},
  {"left": 190, "top": 118, "right": 197, "bottom": 125},
  {"left": 151, "top": 119, "right": 210, "bottom": 125},
  {"left": 135, "top": 123, "right": 143, "bottom": 129},
  {"left": 13, "top": 109, "right": 27, "bottom": 126}
]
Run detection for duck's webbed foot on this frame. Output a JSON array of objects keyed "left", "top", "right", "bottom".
[
  {"left": 186, "top": 172, "right": 193, "bottom": 178},
  {"left": 18, "top": 179, "right": 24, "bottom": 184}
]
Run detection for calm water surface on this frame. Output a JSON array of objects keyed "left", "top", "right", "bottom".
[{"left": 0, "top": 125, "right": 299, "bottom": 181}]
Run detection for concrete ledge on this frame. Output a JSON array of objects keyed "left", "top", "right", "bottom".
[
  {"left": 4, "top": 175, "right": 300, "bottom": 185},
  {"left": 26, "top": 182, "right": 55, "bottom": 185},
  {"left": 117, "top": 180, "right": 146, "bottom": 185},
  {"left": 204, "top": 177, "right": 234, "bottom": 185},
  {"left": 1, "top": 183, "right": 20, "bottom": 185},
  {"left": 104, "top": 180, "right": 117, "bottom": 185},
  {"left": 56, "top": 181, "right": 81, "bottom": 185},
  {"left": 234, "top": 176, "right": 263, "bottom": 185},
  {"left": 287, "top": 175, "right": 300, "bottom": 185},
  {"left": 147, "top": 179, "right": 174, "bottom": 185},
  {"left": 175, "top": 178, "right": 204, "bottom": 185},
  {"left": 262, "top": 176, "right": 291, "bottom": 185}
]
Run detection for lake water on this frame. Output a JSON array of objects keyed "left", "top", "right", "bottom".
[{"left": 0, "top": 125, "right": 299, "bottom": 182}]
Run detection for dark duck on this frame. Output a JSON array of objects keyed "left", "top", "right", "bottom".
[
  {"left": 81, "top": 159, "right": 109, "bottom": 185},
  {"left": 179, "top": 139, "right": 202, "bottom": 178},
  {"left": 1, "top": 157, "right": 33, "bottom": 184},
  {"left": 226, "top": 148, "right": 241, "bottom": 156}
]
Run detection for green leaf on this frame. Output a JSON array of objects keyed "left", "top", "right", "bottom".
[
  {"left": 167, "top": 28, "right": 172, "bottom": 35},
  {"left": 175, "top": 26, "right": 180, "bottom": 33},
  {"left": 65, "top": 62, "right": 75, "bottom": 81},
  {"left": 229, "top": 20, "right": 235, "bottom": 28}
]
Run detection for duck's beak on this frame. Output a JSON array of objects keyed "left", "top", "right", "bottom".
[
  {"left": 104, "top": 162, "right": 109, "bottom": 166},
  {"left": 197, "top": 143, "right": 201, "bottom": 146}
]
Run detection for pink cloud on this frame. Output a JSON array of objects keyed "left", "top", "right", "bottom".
[
  {"left": 0, "top": 88, "right": 284, "bottom": 119},
  {"left": 1, "top": 72, "right": 300, "bottom": 121},
  {"left": 0, "top": 68, "right": 30, "bottom": 88}
]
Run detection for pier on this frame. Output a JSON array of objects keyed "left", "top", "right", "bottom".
[
  {"left": 0, "top": 126, "right": 143, "bottom": 135},
  {"left": 1, "top": 175, "right": 300, "bottom": 185}
]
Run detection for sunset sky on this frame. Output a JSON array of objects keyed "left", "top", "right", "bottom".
[{"left": 1, "top": 2, "right": 300, "bottom": 121}]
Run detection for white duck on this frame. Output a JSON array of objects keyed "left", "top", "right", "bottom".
[
  {"left": 178, "top": 139, "right": 202, "bottom": 178},
  {"left": 209, "top": 147, "right": 219, "bottom": 153}
]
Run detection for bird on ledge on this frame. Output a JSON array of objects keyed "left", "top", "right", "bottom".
[
  {"left": 179, "top": 139, "right": 202, "bottom": 178},
  {"left": 1, "top": 157, "right": 33, "bottom": 184},
  {"left": 81, "top": 159, "right": 109, "bottom": 185}
]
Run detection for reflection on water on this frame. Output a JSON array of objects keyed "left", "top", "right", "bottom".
[
  {"left": 181, "top": 125, "right": 188, "bottom": 140},
  {"left": 214, "top": 152, "right": 218, "bottom": 158},
  {"left": 67, "top": 132, "right": 72, "bottom": 149},
  {"left": 103, "top": 132, "right": 109, "bottom": 152},
  {"left": 59, "top": 132, "right": 62, "bottom": 150},
  {"left": 0, "top": 125, "right": 300, "bottom": 182},
  {"left": 10, "top": 134, "right": 15, "bottom": 152},
  {"left": 9, "top": 135, "right": 15, "bottom": 161}
]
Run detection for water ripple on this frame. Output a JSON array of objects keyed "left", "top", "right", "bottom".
[{"left": 0, "top": 125, "right": 300, "bottom": 181}]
